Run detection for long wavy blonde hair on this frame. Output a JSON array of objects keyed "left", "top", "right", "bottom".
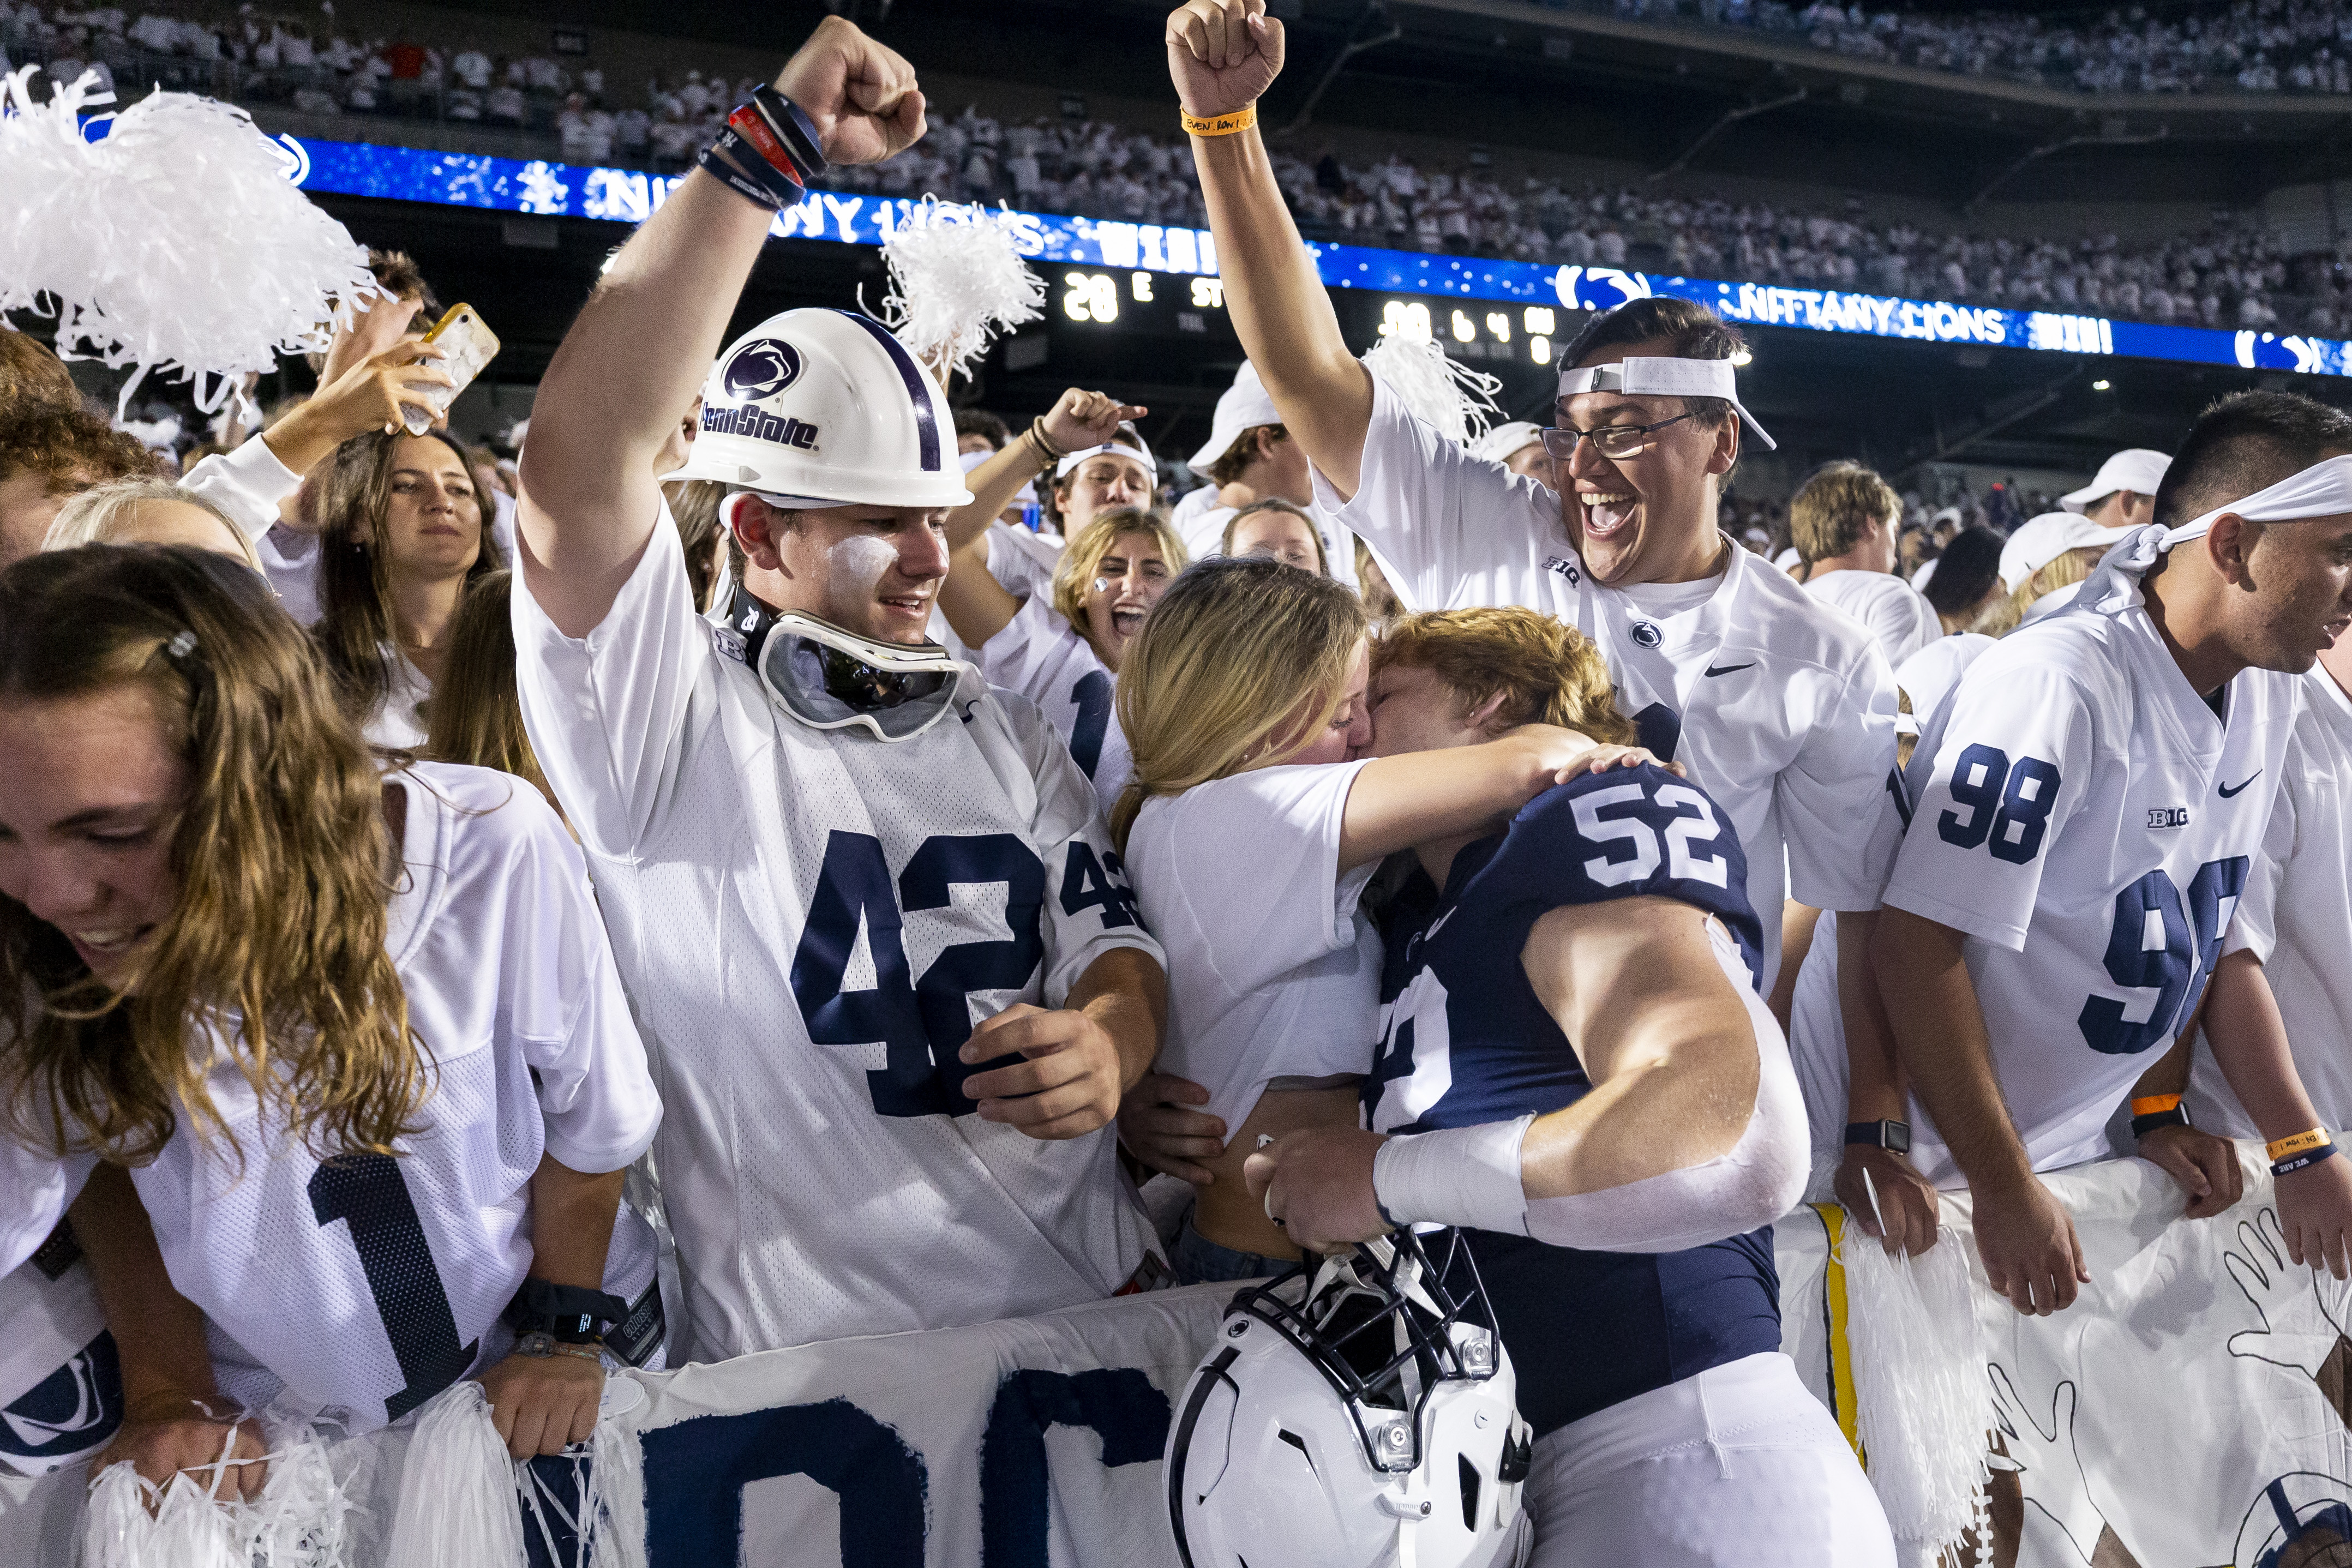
[
  {"left": 1109, "top": 555, "right": 1367, "bottom": 850},
  {"left": 0, "top": 545, "right": 424, "bottom": 1164}
]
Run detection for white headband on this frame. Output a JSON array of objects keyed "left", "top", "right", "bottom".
[
  {"left": 1055, "top": 438, "right": 1156, "bottom": 483},
  {"left": 1557, "top": 358, "right": 1777, "bottom": 452},
  {"left": 2080, "top": 452, "right": 2352, "bottom": 615}
]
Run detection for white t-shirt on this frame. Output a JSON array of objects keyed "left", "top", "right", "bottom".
[
  {"left": 976, "top": 593, "right": 1132, "bottom": 812},
  {"left": 1315, "top": 379, "right": 1901, "bottom": 988},
  {"left": 1175, "top": 494, "right": 1361, "bottom": 592},
  {"left": 362, "top": 645, "right": 434, "bottom": 750},
  {"left": 2189, "top": 665, "right": 2352, "bottom": 1137},
  {"left": 1885, "top": 605, "right": 2300, "bottom": 1182},
  {"left": 512, "top": 512, "right": 1168, "bottom": 1361},
  {"left": 1803, "top": 568, "right": 1943, "bottom": 668},
  {"left": 1124, "top": 763, "right": 1382, "bottom": 1137},
  {"left": 128, "top": 763, "right": 663, "bottom": 1433}
]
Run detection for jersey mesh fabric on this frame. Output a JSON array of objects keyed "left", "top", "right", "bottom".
[
  {"left": 2191, "top": 666, "right": 2352, "bottom": 1136},
  {"left": 1366, "top": 767, "right": 1781, "bottom": 1435},
  {"left": 1311, "top": 378, "right": 1900, "bottom": 990},
  {"left": 512, "top": 509, "right": 1167, "bottom": 1362},
  {"left": 976, "top": 592, "right": 1133, "bottom": 811},
  {"left": 128, "top": 764, "right": 662, "bottom": 1432},
  {"left": 1886, "top": 605, "right": 2299, "bottom": 1181}
]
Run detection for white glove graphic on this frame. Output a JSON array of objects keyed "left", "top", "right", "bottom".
[
  {"left": 1988, "top": 1364, "right": 2104, "bottom": 1567},
  {"left": 2226, "top": 1208, "right": 2352, "bottom": 1384}
]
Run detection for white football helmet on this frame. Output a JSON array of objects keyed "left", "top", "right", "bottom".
[
  {"left": 661, "top": 308, "right": 974, "bottom": 510},
  {"left": 1166, "top": 1231, "right": 1534, "bottom": 1568}
]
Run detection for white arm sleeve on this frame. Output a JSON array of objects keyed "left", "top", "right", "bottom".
[{"left": 179, "top": 432, "right": 302, "bottom": 545}]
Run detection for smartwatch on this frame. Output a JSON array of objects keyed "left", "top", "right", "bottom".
[
  {"left": 503, "top": 1276, "right": 631, "bottom": 1346},
  {"left": 1844, "top": 1119, "right": 1912, "bottom": 1155}
]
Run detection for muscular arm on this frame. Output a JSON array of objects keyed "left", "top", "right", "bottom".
[
  {"left": 1168, "top": 1, "right": 1374, "bottom": 498},
  {"left": 517, "top": 18, "right": 925, "bottom": 636},
  {"left": 1514, "top": 897, "right": 1766, "bottom": 1199}
]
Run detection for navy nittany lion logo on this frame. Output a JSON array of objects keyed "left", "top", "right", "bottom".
[
  {"left": 722, "top": 339, "right": 805, "bottom": 401},
  {"left": 1630, "top": 620, "right": 1663, "bottom": 648}
]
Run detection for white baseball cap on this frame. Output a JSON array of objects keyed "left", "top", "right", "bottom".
[
  {"left": 1469, "top": 421, "right": 1545, "bottom": 466},
  {"left": 1999, "top": 510, "right": 2134, "bottom": 592},
  {"left": 1186, "top": 360, "right": 1283, "bottom": 472},
  {"left": 2060, "top": 448, "right": 2171, "bottom": 514}
]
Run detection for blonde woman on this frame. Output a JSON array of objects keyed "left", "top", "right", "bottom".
[
  {"left": 937, "top": 503, "right": 1187, "bottom": 808},
  {"left": 1221, "top": 496, "right": 1328, "bottom": 575},
  {"left": 43, "top": 479, "right": 262, "bottom": 572},
  {"left": 1975, "top": 541, "right": 2102, "bottom": 638},
  {"left": 1111, "top": 558, "right": 1651, "bottom": 1281},
  {"left": 0, "top": 545, "right": 663, "bottom": 1491}
]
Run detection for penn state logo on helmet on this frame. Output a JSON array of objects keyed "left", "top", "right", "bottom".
[
  {"left": 662, "top": 308, "right": 973, "bottom": 510},
  {"left": 721, "top": 338, "right": 805, "bottom": 401}
]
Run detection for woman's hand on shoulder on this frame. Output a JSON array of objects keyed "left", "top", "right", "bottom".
[{"left": 1495, "top": 725, "right": 1685, "bottom": 787}]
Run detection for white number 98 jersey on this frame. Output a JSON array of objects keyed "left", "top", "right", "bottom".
[{"left": 1883, "top": 599, "right": 2299, "bottom": 1181}]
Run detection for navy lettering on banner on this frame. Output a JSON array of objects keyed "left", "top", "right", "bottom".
[
  {"left": 980, "top": 1369, "right": 1171, "bottom": 1568},
  {"left": 790, "top": 830, "right": 1052, "bottom": 1119},
  {"left": 641, "top": 1398, "right": 927, "bottom": 1567},
  {"left": 308, "top": 1154, "right": 478, "bottom": 1423}
]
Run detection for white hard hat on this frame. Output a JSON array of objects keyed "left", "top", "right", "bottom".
[
  {"left": 1186, "top": 359, "right": 1283, "bottom": 472},
  {"left": 1468, "top": 420, "right": 1544, "bottom": 466},
  {"left": 2061, "top": 448, "right": 2170, "bottom": 514},
  {"left": 1998, "top": 510, "right": 2133, "bottom": 592},
  {"left": 1166, "top": 1233, "right": 1532, "bottom": 1568},
  {"left": 662, "top": 308, "right": 973, "bottom": 509}
]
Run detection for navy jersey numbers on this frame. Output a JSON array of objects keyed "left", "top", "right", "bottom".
[
  {"left": 1936, "top": 743, "right": 2062, "bottom": 864},
  {"left": 2080, "top": 855, "right": 2248, "bottom": 1055},
  {"left": 790, "top": 830, "right": 1138, "bottom": 1118}
]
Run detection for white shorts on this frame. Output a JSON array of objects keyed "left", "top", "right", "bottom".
[{"left": 1523, "top": 1351, "right": 1894, "bottom": 1568}]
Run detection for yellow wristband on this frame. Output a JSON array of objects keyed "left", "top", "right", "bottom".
[
  {"left": 1180, "top": 104, "right": 1258, "bottom": 137},
  {"left": 2268, "top": 1128, "right": 2333, "bottom": 1161}
]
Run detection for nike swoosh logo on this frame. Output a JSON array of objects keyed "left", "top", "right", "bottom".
[
  {"left": 1704, "top": 662, "right": 1755, "bottom": 678},
  {"left": 2218, "top": 770, "right": 2261, "bottom": 798}
]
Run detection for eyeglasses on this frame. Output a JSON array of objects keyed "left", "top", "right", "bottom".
[{"left": 1539, "top": 412, "right": 1701, "bottom": 463}]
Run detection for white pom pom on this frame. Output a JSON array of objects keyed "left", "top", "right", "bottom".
[
  {"left": 874, "top": 197, "right": 1045, "bottom": 388},
  {"left": 80, "top": 1458, "right": 245, "bottom": 1568},
  {"left": 1840, "top": 1197, "right": 1991, "bottom": 1565},
  {"left": 382, "top": 1381, "right": 527, "bottom": 1568},
  {"left": 1360, "top": 335, "right": 1503, "bottom": 448},
  {"left": 0, "top": 66, "right": 378, "bottom": 419}
]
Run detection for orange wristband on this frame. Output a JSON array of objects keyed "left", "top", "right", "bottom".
[
  {"left": 2130, "top": 1094, "right": 2183, "bottom": 1117},
  {"left": 2267, "top": 1128, "right": 2332, "bottom": 1161},
  {"left": 1180, "top": 104, "right": 1258, "bottom": 137}
]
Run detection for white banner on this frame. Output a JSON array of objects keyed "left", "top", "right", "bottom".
[{"left": 8, "top": 1146, "right": 2352, "bottom": 1566}]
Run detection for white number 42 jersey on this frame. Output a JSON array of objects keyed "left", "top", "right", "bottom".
[{"left": 1882, "top": 597, "right": 2299, "bottom": 1181}]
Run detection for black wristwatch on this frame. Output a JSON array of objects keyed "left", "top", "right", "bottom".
[
  {"left": 503, "top": 1276, "right": 631, "bottom": 1345},
  {"left": 2131, "top": 1101, "right": 2193, "bottom": 1139},
  {"left": 1844, "top": 1119, "right": 1912, "bottom": 1155}
]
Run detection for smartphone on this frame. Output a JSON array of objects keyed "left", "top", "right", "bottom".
[{"left": 404, "top": 303, "right": 501, "bottom": 436}]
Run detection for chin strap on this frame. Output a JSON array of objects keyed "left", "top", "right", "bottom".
[{"left": 724, "top": 581, "right": 782, "bottom": 665}]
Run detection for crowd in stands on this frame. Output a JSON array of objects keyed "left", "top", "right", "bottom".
[{"left": 1558, "top": 0, "right": 2352, "bottom": 97}]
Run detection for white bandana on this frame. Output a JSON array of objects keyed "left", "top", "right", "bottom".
[
  {"left": 1054, "top": 435, "right": 1157, "bottom": 483},
  {"left": 1557, "top": 357, "right": 1777, "bottom": 452},
  {"left": 2079, "top": 453, "right": 2352, "bottom": 614}
]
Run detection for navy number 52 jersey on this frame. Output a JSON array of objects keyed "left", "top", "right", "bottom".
[{"left": 1364, "top": 763, "right": 1781, "bottom": 1438}]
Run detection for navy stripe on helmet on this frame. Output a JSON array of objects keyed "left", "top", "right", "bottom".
[{"left": 836, "top": 311, "right": 941, "bottom": 474}]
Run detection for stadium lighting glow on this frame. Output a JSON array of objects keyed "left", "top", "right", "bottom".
[
  {"left": 2093, "top": 379, "right": 2113, "bottom": 389},
  {"left": 281, "top": 135, "right": 2352, "bottom": 379}
]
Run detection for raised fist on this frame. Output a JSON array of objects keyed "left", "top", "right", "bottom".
[
  {"left": 775, "top": 15, "right": 928, "bottom": 167},
  {"left": 1166, "top": 0, "right": 1286, "bottom": 121}
]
